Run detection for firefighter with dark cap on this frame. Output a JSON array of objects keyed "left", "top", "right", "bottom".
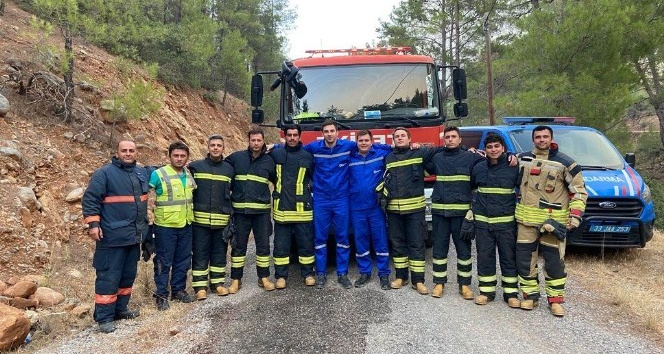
[
  {"left": 82, "top": 140, "right": 150, "bottom": 333},
  {"left": 270, "top": 124, "right": 316, "bottom": 289},
  {"left": 465, "top": 133, "right": 520, "bottom": 308},
  {"left": 188, "top": 134, "right": 235, "bottom": 300},
  {"left": 515, "top": 125, "right": 587, "bottom": 317}
]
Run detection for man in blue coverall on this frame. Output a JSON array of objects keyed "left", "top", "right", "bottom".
[{"left": 349, "top": 130, "right": 391, "bottom": 290}]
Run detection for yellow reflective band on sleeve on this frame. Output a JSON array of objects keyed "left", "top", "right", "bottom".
[
  {"left": 231, "top": 256, "right": 246, "bottom": 268},
  {"left": 501, "top": 276, "right": 518, "bottom": 284},
  {"left": 296, "top": 167, "right": 306, "bottom": 195},
  {"left": 233, "top": 202, "right": 271, "bottom": 209},
  {"left": 299, "top": 256, "right": 314, "bottom": 265},
  {"left": 477, "top": 187, "right": 514, "bottom": 194},
  {"left": 474, "top": 214, "right": 515, "bottom": 224},
  {"left": 387, "top": 196, "right": 426, "bottom": 212},
  {"left": 192, "top": 269, "right": 209, "bottom": 276},
  {"left": 275, "top": 165, "right": 282, "bottom": 194},
  {"left": 256, "top": 255, "right": 271, "bottom": 268},
  {"left": 209, "top": 266, "right": 225, "bottom": 273},
  {"left": 457, "top": 270, "right": 471, "bottom": 277},
  {"left": 479, "top": 286, "right": 496, "bottom": 292},
  {"left": 193, "top": 173, "right": 231, "bottom": 182},
  {"left": 569, "top": 199, "right": 586, "bottom": 211},
  {"left": 436, "top": 175, "right": 470, "bottom": 182},
  {"left": 545, "top": 277, "right": 567, "bottom": 287},
  {"left": 432, "top": 258, "right": 448, "bottom": 265},
  {"left": 478, "top": 275, "right": 497, "bottom": 282},
  {"left": 386, "top": 158, "right": 423, "bottom": 169},
  {"left": 431, "top": 203, "right": 470, "bottom": 211},
  {"left": 193, "top": 211, "right": 230, "bottom": 226},
  {"left": 515, "top": 204, "right": 569, "bottom": 224},
  {"left": 235, "top": 174, "right": 270, "bottom": 184},
  {"left": 273, "top": 256, "right": 290, "bottom": 266},
  {"left": 457, "top": 258, "right": 472, "bottom": 266},
  {"left": 433, "top": 271, "right": 447, "bottom": 278}
]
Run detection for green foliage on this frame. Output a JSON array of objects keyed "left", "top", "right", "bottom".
[
  {"left": 636, "top": 131, "right": 664, "bottom": 163},
  {"left": 203, "top": 90, "right": 219, "bottom": 104},
  {"left": 642, "top": 175, "right": 664, "bottom": 230},
  {"left": 113, "top": 80, "right": 164, "bottom": 120}
]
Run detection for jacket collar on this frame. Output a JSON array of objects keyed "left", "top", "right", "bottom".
[
  {"left": 112, "top": 156, "right": 136, "bottom": 171},
  {"left": 205, "top": 153, "right": 224, "bottom": 165},
  {"left": 285, "top": 141, "right": 303, "bottom": 152}
]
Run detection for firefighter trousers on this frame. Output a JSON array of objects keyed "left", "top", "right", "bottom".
[
  {"left": 231, "top": 213, "right": 272, "bottom": 280},
  {"left": 516, "top": 223, "right": 567, "bottom": 303},
  {"left": 192, "top": 225, "right": 228, "bottom": 292},
  {"left": 432, "top": 215, "right": 472, "bottom": 286},
  {"left": 351, "top": 206, "right": 390, "bottom": 276},
  {"left": 153, "top": 224, "right": 193, "bottom": 298},
  {"left": 476, "top": 227, "right": 518, "bottom": 301},
  {"left": 273, "top": 222, "right": 315, "bottom": 279},
  {"left": 93, "top": 244, "right": 139, "bottom": 324},
  {"left": 387, "top": 211, "right": 426, "bottom": 284},
  {"left": 313, "top": 197, "right": 351, "bottom": 276}
]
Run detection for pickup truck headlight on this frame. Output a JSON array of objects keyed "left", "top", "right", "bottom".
[{"left": 642, "top": 184, "right": 653, "bottom": 204}]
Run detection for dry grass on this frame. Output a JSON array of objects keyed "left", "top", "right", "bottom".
[{"left": 567, "top": 230, "right": 664, "bottom": 338}]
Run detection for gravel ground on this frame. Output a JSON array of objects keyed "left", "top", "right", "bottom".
[{"left": 33, "top": 241, "right": 664, "bottom": 354}]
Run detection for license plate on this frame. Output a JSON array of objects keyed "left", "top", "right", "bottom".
[{"left": 589, "top": 225, "right": 631, "bottom": 233}]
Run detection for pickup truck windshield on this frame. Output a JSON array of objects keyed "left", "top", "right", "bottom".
[
  {"left": 509, "top": 128, "right": 625, "bottom": 170},
  {"left": 290, "top": 63, "right": 440, "bottom": 122}
]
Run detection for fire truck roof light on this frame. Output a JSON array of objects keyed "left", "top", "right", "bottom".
[
  {"left": 305, "top": 47, "right": 412, "bottom": 56},
  {"left": 502, "top": 117, "right": 576, "bottom": 125}
]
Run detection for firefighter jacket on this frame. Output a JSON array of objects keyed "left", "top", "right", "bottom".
[
  {"left": 189, "top": 155, "right": 234, "bottom": 228},
  {"left": 152, "top": 165, "right": 195, "bottom": 228},
  {"left": 425, "top": 146, "right": 484, "bottom": 217},
  {"left": 82, "top": 156, "right": 149, "bottom": 247},
  {"left": 380, "top": 146, "right": 439, "bottom": 214},
  {"left": 225, "top": 146, "right": 276, "bottom": 214},
  {"left": 270, "top": 142, "right": 313, "bottom": 223},
  {"left": 349, "top": 147, "right": 389, "bottom": 211},
  {"left": 470, "top": 153, "right": 519, "bottom": 230},
  {"left": 515, "top": 143, "right": 588, "bottom": 227}
]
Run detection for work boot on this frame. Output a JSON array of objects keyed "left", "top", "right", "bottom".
[
  {"left": 228, "top": 279, "right": 241, "bottom": 294},
  {"left": 98, "top": 321, "right": 116, "bottom": 334},
  {"left": 114, "top": 309, "right": 140, "bottom": 320},
  {"left": 338, "top": 274, "right": 352, "bottom": 289},
  {"left": 258, "top": 277, "right": 276, "bottom": 291},
  {"left": 520, "top": 299, "right": 538, "bottom": 310},
  {"left": 354, "top": 274, "right": 371, "bottom": 288},
  {"left": 390, "top": 278, "right": 408, "bottom": 289},
  {"left": 459, "top": 285, "right": 474, "bottom": 300},
  {"left": 305, "top": 276, "right": 316, "bottom": 286},
  {"left": 550, "top": 303, "right": 565, "bottom": 317},
  {"left": 431, "top": 284, "right": 445, "bottom": 298},
  {"left": 507, "top": 298, "right": 521, "bottom": 308},
  {"left": 379, "top": 276, "right": 390, "bottom": 290},
  {"left": 172, "top": 291, "right": 195, "bottom": 303},
  {"left": 275, "top": 278, "right": 287, "bottom": 290},
  {"left": 195, "top": 289, "right": 207, "bottom": 301},
  {"left": 316, "top": 274, "right": 327, "bottom": 289},
  {"left": 412, "top": 282, "right": 429, "bottom": 295},
  {"left": 216, "top": 285, "right": 229, "bottom": 296},
  {"left": 156, "top": 297, "right": 169, "bottom": 311},
  {"left": 474, "top": 294, "right": 493, "bottom": 305}
]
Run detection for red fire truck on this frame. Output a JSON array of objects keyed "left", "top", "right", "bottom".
[{"left": 250, "top": 47, "right": 468, "bottom": 236}]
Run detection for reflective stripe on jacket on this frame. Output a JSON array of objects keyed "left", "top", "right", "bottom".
[
  {"left": 189, "top": 155, "right": 234, "bottom": 228},
  {"left": 153, "top": 165, "right": 195, "bottom": 227},
  {"left": 225, "top": 147, "right": 275, "bottom": 214},
  {"left": 471, "top": 153, "right": 519, "bottom": 230},
  {"left": 349, "top": 147, "right": 389, "bottom": 211},
  {"left": 426, "top": 147, "right": 484, "bottom": 217},
  {"left": 270, "top": 142, "right": 313, "bottom": 223},
  {"left": 382, "top": 146, "right": 439, "bottom": 214}
]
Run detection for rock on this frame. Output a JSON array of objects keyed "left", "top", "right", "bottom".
[
  {"left": 24, "top": 310, "right": 39, "bottom": 325},
  {"left": 19, "top": 275, "right": 44, "bottom": 287},
  {"left": 0, "top": 147, "right": 21, "bottom": 161},
  {"left": 19, "top": 207, "right": 31, "bottom": 228},
  {"left": 65, "top": 187, "right": 84, "bottom": 202},
  {"left": 63, "top": 132, "right": 74, "bottom": 139},
  {"left": 3, "top": 281, "right": 38, "bottom": 298},
  {"left": 70, "top": 304, "right": 91, "bottom": 318},
  {"left": 47, "top": 148, "right": 64, "bottom": 160},
  {"left": 17, "top": 187, "right": 40, "bottom": 212},
  {"left": 0, "top": 140, "right": 18, "bottom": 149},
  {"left": 75, "top": 134, "right": 86, "bottom": 143},
  {"left": 6, "top": 58, "right": 22, "bottom": 70},
  {"left": 169, "top": 327, "right": 180, "bottom": 336},
  {"left": 67, "top": 269, "right": 82, "bottom": 279},
  {"left": 5, "top": 276, "right": 19, "bottom": 286},
  {"left": 38, "top": 190, "right": 55, "bottom": 211},
  {"left": 30, "top": 287, "right": 64, "bottom": 307},
  {"left": 0, "top": 94, "right": 9, "bottom": 117},
  {"left": 78, "top": 82, "right": 96, "bottom": 92},
  {"left": 0, "top": 281, "right": 6, "bottom": 293},
  {"left": 135, "top": 134, "right": 146, "bottom": 143},
  {"left": 0, "top": 296, "right": 9, "bottom": 305},
  {"left": 9, "top": 297, "right": 38, "bottom": 309},
  {"left": 0, "top": 303, "right": 30, "bottom": 351}
]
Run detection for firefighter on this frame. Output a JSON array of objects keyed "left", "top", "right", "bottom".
[
  {"left": 225, "top": 127, "right": 277, "bottom": 293},
  {"left": 82, "top": 140, "right": 149, "bottom": 333},
  {"left": 468, "top": 133, "right": 520, "bottom": 308},
  {"left": 270, "top": 124, "right": 315, "bottom": 289},
  {"left": 425, "top": 126, "right": 484, "bottom": 299},
  {"left": 149, "top": 141, "right": 197, "bottom": 310},
  {"left": 188, "top": 134, "right": 235, "bottom": 300},
  {"left": 515, "top": 125, "right": 587, "bottom": 317},
  {"left": 349, "top": 130, "right": 391, "bottom": 290},
  {"left": 379, "top": 127, "right": 440, "bottom": 295}
]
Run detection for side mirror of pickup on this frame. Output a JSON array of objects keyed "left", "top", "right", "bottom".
[
  {"left": 252, "top": 109, "right": 264, "bottom": 124},
  {"left": 251, "top": 74, "right": 264, "bottom": 107},
  {"left": 625, "top": 152, "right": 636, "bottom": 168}
]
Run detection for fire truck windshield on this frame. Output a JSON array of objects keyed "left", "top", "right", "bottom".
[{"left": 290, "top": 63, "right": 440, "bottom": 123}]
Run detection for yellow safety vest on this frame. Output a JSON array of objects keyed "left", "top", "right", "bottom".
[{"left": 154, "top": 165, "right": 195, "bottom": 228}]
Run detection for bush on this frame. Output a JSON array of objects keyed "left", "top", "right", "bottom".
[
  {"left": 112, "top": 80, "right": 164, "bottom": 120},
  {"left": 642, "top": 174, "right": 664, "bottom": 230}
]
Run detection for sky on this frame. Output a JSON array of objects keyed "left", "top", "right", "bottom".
[{"left": 286, "top": 0, "right": 403, "bottom": 59}]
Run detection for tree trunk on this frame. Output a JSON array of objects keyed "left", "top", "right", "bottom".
[
  {"left": 657, "top": 102, "right": 664, "bottom": 149},
  {"left": 63, "top": 24, "right": 75, "bottom": 122},
  {"left": 0, "top": 0, "right": 5, "bottom": 16}
]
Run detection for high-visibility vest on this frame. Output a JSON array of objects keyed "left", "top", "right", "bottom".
[{"left": 154, "top": 165, "right": 195, "bottom": 228}]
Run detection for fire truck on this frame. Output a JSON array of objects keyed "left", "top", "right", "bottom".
[{"left": 250, "top": 47, "right": 468, "bottom": 237}]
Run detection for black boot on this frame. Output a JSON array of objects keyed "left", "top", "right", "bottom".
[{"left": 354, "top": 274, "right": 371, "bottom": 288}]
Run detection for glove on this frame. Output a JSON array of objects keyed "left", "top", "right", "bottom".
[
  {"left": 460, "top": 210, "right": 475, "bottom": 241},
  {"left": 539, "top": 218, "right": 567, "bottom": 241},
  {"left": 141, "top": 225, "right": 155, "bottom": 262},
  {"left": 222, "top": 216, "right": 237, "bottom": 246},
  {"left": 568, "top": 209, "right": 582, "bottom": 229}
]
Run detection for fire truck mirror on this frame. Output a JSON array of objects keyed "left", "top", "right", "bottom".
[
  {"left": 252, "top": 109, "right": 265, "bottom": 124},
  {"left": 251, "top": 74, "right": 264, "bottom": 107},
  {"left": 453, "top": 102, "right": 468, "bottom": 118},
  {"left": 452, "top": 69, "right": 467, "bottom": 100}
]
